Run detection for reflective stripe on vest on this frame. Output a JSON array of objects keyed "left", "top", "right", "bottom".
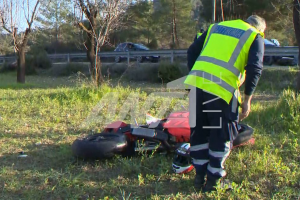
[
  {"left": 199, "top": 26, "right": 254, "bottom": 77},
  {"left": 185, "top": 20, "right": 261, "bottom": 104},
  {"left": 189, "top": 70, "right": 236, "bottom": 94},
  {"left": 197, "top": 33, "right": 202, "bottom": 38}
]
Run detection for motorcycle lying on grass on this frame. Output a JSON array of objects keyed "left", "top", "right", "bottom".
[{"left": 72, "top": 111, "right": 255, "bottom": 163}]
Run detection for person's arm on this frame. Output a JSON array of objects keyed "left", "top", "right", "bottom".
[
  {"left": 194, "top": 34, "right": 198, "bottom": 42},
  {"left": 240, "top": 35, "right": 264, "bottom": 121},
  {"left": 187, "top": 30, "right": 208, "bottom": 71},
  {"left": 244, "top": 35, "right": 264, "bottom": 97}
]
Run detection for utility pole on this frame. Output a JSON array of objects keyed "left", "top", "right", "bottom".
[
  {"left": 221, "top": 0, "right": 224, "bottom": 21},
  {"left": 212, "top": 0, "right": 216, "bottom": 23}
]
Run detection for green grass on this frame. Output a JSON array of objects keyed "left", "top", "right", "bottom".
[{"left": 0, "top": 68, "right": 299, "bottom": 199}]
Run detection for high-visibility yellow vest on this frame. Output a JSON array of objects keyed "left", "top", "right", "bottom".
[
  {"left": 184, "top": 19, "right": 264, "bottom": 104},
  {"left": 197, "top": 32, "right": 202, "bottom": 38}
]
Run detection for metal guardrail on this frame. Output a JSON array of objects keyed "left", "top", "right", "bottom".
[{"left": 0, "top": 46, "right": 299, "bottom": 65}]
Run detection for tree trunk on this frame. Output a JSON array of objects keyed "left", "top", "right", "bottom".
[
  {"left": 55, "top": 0, "right": 59, "bottom": 54},
  {"left": 171, "top": 20, "right": 175, "bottom": 48},
  {"left": 95, "top": 58, "right": 103, "bottom": 86},
  {"left": 95, "top": 43, "right": 104, "bottom": 85},
  {"left": 147, "top": 27, "right": 149, "bottom": 44},
  {"left": 220, "top": 0, "right": 224, "bottom": 21},
  {"left": 172, "top": 0, "right": 179, "bottom": 48},
  {"left": 293, "top": 0, "right": 300, "bottom": 65},
  {"left": 86, "top": 31, "right": 104, "bottom": 85},
  {"left": 173, "top": 16, "right": 179, "bottom": 48},
  {"left": 17, "top": 48, "right": 26, "bottom": 83},
  {"left": 297, "top": 70, "right": 300, "bottom": 91},
  {"left": 170, "top": 0, "right": 175, "bottom": 49},
  {"left": 84, "top": 11, "right": 104, "bottom": 86},
  {"left": 86, "top": 17, "right": 97, "bottom": 81}
]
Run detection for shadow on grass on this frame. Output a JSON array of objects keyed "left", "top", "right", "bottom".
[
  {"left": 0, "top": 82, "right": 74, "bottom": 90},
  {"left": 0, "top": 82, "right": 41, "bottom": 90},
  {"left": 0, "top": 125, "right": 205, "bottom": 199},
  {"left": 0, "top": 72, "right": 77, "bottom": 90},
  {"left": 2, "top": 124, "right": 297, "bottom": 199},
  {"left": 0, "top": 133, "right": 202, "bottom": 199}
]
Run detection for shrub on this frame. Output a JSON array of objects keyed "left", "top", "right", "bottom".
[
  {"left": 102, "top": 64, "right": 128, "bottom": 79},
  {"left": 27, "top": 47, "right": 52, "bottom": 69},
  {"left": 147, "top": 39, "right": 158, "bottom": 49},
  {"left": 25, "top": 55, "right": 37, "bottom": 75},
  {"left": 60, "top": 63, "right": 88, "bottom": 76},
  {"left": 101, "top": 62, "right": 188, "bottom": 83},
  {"left": 247, "top": 68, "right": 299, "bottom": 92},
  {"left": 0, "top": 51, "right": 52, "bottom": 75},
  {"left": 35, "top": 52, "right": 52, "bottom": 69},
  {"left": 124, "top": 64, "right": 160, "bottom": 82},
  {"left": 0, "top": 58, "right": 37, "bottom": 75},
  {"left": 0, "top": 61, "right": 14, "bottom": 73},
  {"left": 158, "top": 62, "right": 183, "bottom": 83}
]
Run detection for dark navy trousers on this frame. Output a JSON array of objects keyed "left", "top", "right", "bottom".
[{"left": 188, "top": 87, "right": 239, "bottom": 180}]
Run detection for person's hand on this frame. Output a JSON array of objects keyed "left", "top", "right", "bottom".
[
  {"left": 239, "top": 95, "right": 252, "bottom": 121},
  {"left": 239, "top": 101, "right": 250, "bottom": 121}
]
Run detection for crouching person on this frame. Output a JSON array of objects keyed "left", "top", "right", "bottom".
[{"left": 184, "top": 15, "right": 266, "bottom": 192}]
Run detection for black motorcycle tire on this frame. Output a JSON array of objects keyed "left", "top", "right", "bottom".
[
  {"left": 233, "top": 124, "right": 254, "bottom": 147},
  {"left": 72, "top": 133, "right": 130, "bottom": 160}
]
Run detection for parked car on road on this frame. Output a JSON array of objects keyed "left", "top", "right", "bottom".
[
  {"left": 114, "top": 42, "right": 160, "bottom": 63},
  {"left": 263, "top": 39, "right": 281, "bottom": 65},
  {"left": 264, "top": 39, "right": 297, "bottom": 66}
]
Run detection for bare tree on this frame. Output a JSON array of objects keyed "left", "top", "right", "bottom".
[
  {"left": 74, "top": 0, "right": 130, "bottom": 86},
  {"left": 0, "top": 0, "right": 40, "bottom": 83}
]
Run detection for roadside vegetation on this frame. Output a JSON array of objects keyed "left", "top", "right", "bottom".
[{"left": 0, "top": 67, "right": 299, "bottom": 199}]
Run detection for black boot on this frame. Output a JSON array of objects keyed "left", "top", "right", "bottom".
[
  {"left": 202, "top": 176, "right": 218, "bottom": 192},
  {"left": 194, "top": 173, "right": 206, "bottom": 190},
  {"left": 203, "top": 175, "right": 232, "bottom": 193}
]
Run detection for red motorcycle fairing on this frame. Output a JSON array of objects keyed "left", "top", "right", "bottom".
[
  {"left": 101, "top": 111, "right": 254, "bottom": 147},
  {"left": 103, "top": 121, "right": 137, "bottom": 142},
  {"left": 102, "top": 111, "right": 191, "bottom": 143},
  {"left": 160, "top": 111, "right": 190, "bottom": 143}
]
